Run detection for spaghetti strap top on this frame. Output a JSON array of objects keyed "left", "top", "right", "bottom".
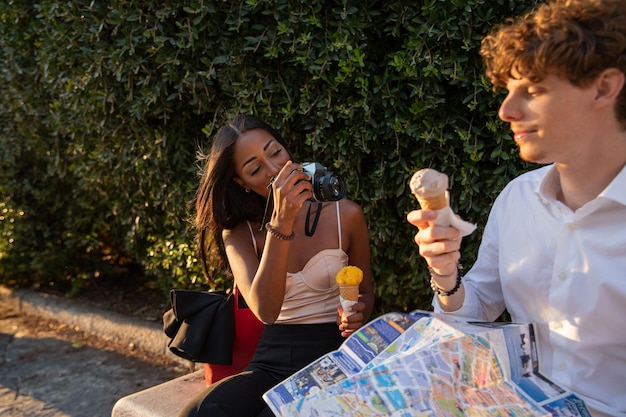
[
  {"left": 245, "top": 202, "right": 348, "bottom": 324},
  {"left": 277, "top": 201, "right": 347, "bottom": 324},
  {"left": 245, "top": 221, "right": 258, "bottom": 256}
]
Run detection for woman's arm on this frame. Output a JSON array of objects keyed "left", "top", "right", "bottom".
[
  {"left": 339, "top": 200, "right": 375, "bottom": 336},
  {"left": 223, "top": 223, "right": 294, "bottom": 324},
  {"left": 224, "top": 161, "right": 311, "bottom": 324}
]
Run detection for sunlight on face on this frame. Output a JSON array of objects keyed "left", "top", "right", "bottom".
[
  {"left": 499, "top": 74, "right": 597, "bottom": 165},
  {"left": 232, "top": 129, "right": 289, "bottom": 196}
]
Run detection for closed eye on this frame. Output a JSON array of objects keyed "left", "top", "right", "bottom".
[
  {"left": 248, "top": 148, "right": 282, "bottom": 176},
  {"left": 528, "top": 88, "right": 544, "bottom": 96}
]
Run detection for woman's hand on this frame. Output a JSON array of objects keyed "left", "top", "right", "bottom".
[
  {"left": 268, "top": 161, "right": 312, "bottom": 228},
  {"left": 338, "top": 301, "right": 366, "bottom": 338},
  {"left": 407, "top": 209, "right": 461, "bottom": 276}
]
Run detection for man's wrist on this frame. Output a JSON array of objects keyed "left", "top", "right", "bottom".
[
  {"left": 427, "top": 265, "right": 457, "bottom": 280},
  {"left": 429, "top": 263, "right": 463, "bottom": 297}
]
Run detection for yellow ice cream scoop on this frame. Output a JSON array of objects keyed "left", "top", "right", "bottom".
[
  {"left": 335, "top": 266, "right": 363, "bottom": 286},
  {"left": 336, "top": 266, "right": 363, "bottom": 311}
]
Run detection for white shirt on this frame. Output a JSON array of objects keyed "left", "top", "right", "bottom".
[{"left": 434, "top": 164, "right": 626, "bottom": 417}]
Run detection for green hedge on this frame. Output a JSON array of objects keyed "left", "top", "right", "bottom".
[{"left": 0, "top": 0, "right": 537, "bottom": 314}]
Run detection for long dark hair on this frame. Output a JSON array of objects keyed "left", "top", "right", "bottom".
[{"left": 195, "top": 115, "right": 295, "bottom": 278}]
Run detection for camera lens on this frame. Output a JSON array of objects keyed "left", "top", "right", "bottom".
[{"left": 315, "top": 173, "right": 346, "bottom": 201}]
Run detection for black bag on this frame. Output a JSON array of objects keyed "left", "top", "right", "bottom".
[{"left": 162, "top": 289, "right": 235, "bottom": 364}]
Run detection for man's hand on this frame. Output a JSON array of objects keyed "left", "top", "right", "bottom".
[{"left": 407, "top": 209, "right": 461, "bottom": 276}]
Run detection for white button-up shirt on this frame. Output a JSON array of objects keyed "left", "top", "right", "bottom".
[{"left": 434, "top": 164, "right": 626, "bottom": 417}]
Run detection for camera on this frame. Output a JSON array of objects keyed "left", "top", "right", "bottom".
[{"left": 301, "top": 162, "right": 346, "bottom": 202}]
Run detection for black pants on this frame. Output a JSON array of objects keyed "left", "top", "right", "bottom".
[{"left": 178, "top": 323, "right": 344, "bottom": 417}]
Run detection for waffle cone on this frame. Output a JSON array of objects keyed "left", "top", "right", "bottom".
[
  {"left": 339, "top": 284, "right": 359, "bottom": 302},
  {"left": 416, "top": 193, "right": 448, "bottom": 210}
]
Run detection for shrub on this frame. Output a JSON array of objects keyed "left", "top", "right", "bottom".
[{"left": 0, "top": 0, "right": 538, "bottom": 315}]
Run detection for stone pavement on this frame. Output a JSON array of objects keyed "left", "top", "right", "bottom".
[{"left": 0, "top": 286, "right": 195, "bottom": 417}]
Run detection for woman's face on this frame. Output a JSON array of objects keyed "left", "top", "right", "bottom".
[{"left": 232, "top": 128, "right": 290, "bottom": 198}]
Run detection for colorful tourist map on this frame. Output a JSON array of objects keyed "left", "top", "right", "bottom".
[{"left": 263, "top": 312, "right": 590, "bottom": 417}]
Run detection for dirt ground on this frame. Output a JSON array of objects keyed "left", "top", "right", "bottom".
[
  {"left": 0, "top": 305, "right": 181, "bottom": 370},
  {"left": 0, "top": 300, "right": 188, "bottom": 417},
  {"left": 30, "top": 273, "right": 173, "bottom": 325}
]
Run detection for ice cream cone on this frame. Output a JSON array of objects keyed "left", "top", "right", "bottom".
[
  {"left": 409, "top": 167, "right": 478, "bottom": 237},
  {"left": 409, "top": 168, "right": 449, "bottom": 210},
  {"left": 335, "top": 266, "right": 363, "bottom": 313},
  {"left": 416, "top": 193, "right": 448, "bottom": 210},
  {"left": 339, "top": 284, "right": 359, "bottom": 312},
  {"left": 339, "top": 284, "right": 359, "bottom": 302}
]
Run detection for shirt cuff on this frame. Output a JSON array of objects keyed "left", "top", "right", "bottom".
[{"left": 431, "top": 290, "right": 479, "bottom": 320}]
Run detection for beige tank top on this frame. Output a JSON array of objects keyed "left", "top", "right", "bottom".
[{"left": 246, "top": 201, "right": 347, "bottom": 324}]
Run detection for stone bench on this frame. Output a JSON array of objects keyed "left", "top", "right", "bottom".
[{"left": 111, "top": 369, "right": 206, "bottom": 417}]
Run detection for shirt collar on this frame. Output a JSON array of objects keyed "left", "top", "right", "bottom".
[
  {"left": 536, "top": 164, "right": 559, "bottom": 203},
  {"left": 601, "top": 163, "right": 626, "bottom": 206},
  {"left": 536, "top": 163, "right": 626, "bottom": 207}
]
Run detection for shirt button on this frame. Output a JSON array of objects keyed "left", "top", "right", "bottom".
[
  {"left": 559, "top": 363, "right": 567, "bottom": 371},
  {"left": 567, "top": 223, "right": 577, "bottom": 231},
  {"left": 553, "top": 322, "right": 563, "bottom": 330},
  {"left": 559, "top": 272, "right": 567, "bottom": 281}
]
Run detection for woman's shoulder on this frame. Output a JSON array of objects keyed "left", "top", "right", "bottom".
[
  {"left": 222, "top": 221, "right": 256, "bottom": 241},
  {"left": 339, "top": 197, "right": 363, "bottom": 209},
  {"left": 337, "top": 198, "right": 365, "bottom": 221},
  {"left": 222, "top": 221, "right": 261, "bottom": 257}
]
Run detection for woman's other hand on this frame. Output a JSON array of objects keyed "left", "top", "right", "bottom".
[{"left": 338, "top": 301, "right": 366, "bottom": 338}]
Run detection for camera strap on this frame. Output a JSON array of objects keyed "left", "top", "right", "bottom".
[
  {"left": 258, "top": 177, "right": 276, "bottom": 231},
  {"left": 260, "top": 178, "right": 322, "bottom": 237},
  {"left": 305, "top": 202, "right": 322, "bottom": 237}
]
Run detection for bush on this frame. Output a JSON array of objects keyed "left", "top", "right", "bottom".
[{"left": 0, "top": 0, "right": 538, "bottom": 315}]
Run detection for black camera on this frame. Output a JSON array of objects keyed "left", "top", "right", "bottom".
[{"left": 301, "top": 162, "right": 346, "bottom": 202}]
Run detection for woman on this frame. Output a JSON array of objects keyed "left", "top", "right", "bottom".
[{"left": 179, "top": 115, "right": 375, "bottom": 417}]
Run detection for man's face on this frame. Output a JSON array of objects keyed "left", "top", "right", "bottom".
[{"left": 498, "top": 74, "right": 597, "bottom": 165}]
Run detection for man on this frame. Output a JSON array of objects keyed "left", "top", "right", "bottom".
[{"left": 407, "top": 1, "right": 626, "bottom": 416}]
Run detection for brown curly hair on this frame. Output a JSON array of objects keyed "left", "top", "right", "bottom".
[{"left": 480, "top": 0, "right": 626, "bottom": 128}]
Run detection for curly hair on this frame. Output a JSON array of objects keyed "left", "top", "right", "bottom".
[
  {"left": 194, "top": 115, "right": 295, "bottom": 278},
  {"left": 480, "top": 0, "right": 626, "bottom": 127}
]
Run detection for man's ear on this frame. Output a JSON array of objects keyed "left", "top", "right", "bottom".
[{"left": 594, "top": 68, "right": 625, "bottom": 105}]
